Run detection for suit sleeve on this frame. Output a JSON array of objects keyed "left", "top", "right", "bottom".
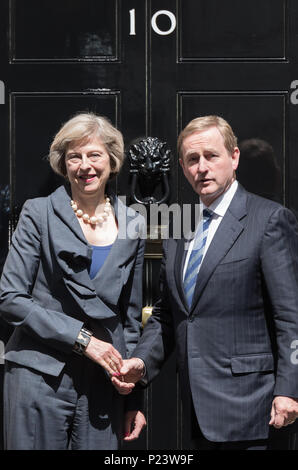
[
  {"left": 0, "top": 199, "right": 83, "bottom": 354},
  {"left": 260, "top": 206, "right": 298, "bottom": 397},
  {"left": 118, "top": 220, "right": 145, "bottom": 411},
  {"left": 132, "top": 239, "right": 176, "bottom": 384},
  {"left": 120, "top": 236, "right": 145, "bottom": 358}
]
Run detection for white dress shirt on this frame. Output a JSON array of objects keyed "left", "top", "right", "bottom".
[{"left": 183, "top": 180, "right": 238, "bottom": 280}]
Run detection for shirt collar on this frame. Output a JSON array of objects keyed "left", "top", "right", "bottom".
[{"left": 202, "top": 180, "right": 238, "bottom": 217}]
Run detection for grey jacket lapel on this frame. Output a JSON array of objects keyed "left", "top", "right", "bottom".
[
  {"left": 174, "top": 238, "right": 189, "bottom": 312},
  {"left": 48, "top": 185, "right": 143, "bottom": 319},
  {"left": 190, "top": 185, "right": 248, "bottom": 312}
]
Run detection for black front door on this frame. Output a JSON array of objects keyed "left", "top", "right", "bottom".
[{"left": 0, "top": 0, "right": 297, "bottom": 449}]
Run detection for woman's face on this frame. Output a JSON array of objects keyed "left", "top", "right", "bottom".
[{"left": 65, "top": 134, "right": 111, "bottom": 199}]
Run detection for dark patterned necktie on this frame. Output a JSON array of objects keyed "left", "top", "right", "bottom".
[{"left": 183, "top": 209, "right": 213, "bottom": 308}]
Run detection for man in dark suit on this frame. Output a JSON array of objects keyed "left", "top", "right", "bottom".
[{"left": 112, "top": 116, "right": 298, "bottom": 449}]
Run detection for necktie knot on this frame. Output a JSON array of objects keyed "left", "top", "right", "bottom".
[{"left": 203, "top": 208, "right": 213, "bottom": 220}]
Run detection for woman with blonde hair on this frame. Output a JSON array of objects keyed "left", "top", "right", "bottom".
[{"left": 0, "top": 112, "right": 146, "bottom": 449}]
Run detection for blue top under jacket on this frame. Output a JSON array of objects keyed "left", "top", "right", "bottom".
[{"left": 89, "top": 244, "right": 113, "bottom": 279}]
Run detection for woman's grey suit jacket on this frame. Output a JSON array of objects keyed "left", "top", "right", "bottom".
[{"left": 0, "top": 185, "right": 145, "bottom": 383}]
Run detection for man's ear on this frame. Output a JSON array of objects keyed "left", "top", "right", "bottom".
[
  {"left": 179, "top": 158, "right": 184, "bottom": 170},
  {"left": 232, "top": 147, "right": 240, "bottom": 171}
]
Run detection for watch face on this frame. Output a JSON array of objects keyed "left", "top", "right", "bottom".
[
  {"left": 79, "top": 329, "right": 92, "bottom": 346},
  {"left": 74, "top": 328, "right": 92, "bottom": 355}
]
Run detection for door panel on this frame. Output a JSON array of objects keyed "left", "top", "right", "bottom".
[
  {"left": 11, "top": 0, "right": 120, "bottom": 62},
  {"left": 179, "top": 0, "right": 286, "bottom": 61}
]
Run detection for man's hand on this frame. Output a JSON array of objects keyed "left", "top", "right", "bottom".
[
  {"left": 84, "top": 336, "right": 123, "bottom": 376},
  {"left": 111, "top": 358, "right": 145, "bottom": 395},
  {"left": 123, "top": 410, "right": 147, "bottom": 441},
  {"left": 269, "top": 396, "right": 298, "bottom": 428}
]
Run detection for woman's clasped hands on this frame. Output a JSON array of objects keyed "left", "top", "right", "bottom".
[
  {"left": 83, "top": 338, "right": 144, "bottom": 393},
  {"left": 84, "top": 336, "right": 124, "bottom": 376}
]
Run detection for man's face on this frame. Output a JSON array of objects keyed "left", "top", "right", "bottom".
[{"left": 179, "top": 126, "right": 240, "bottom": 206}]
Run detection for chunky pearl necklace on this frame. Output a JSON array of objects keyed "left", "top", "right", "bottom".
[{"left": 70, "top": 197, "right": 111, "bottom": 225}]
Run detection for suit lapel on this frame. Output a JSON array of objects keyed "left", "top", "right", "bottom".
[
  {"left": 49, "top": 185, "right": 88, "bottom": 243},
  {"left": 174, "top": 237, "right": 189, "bottom": 312},
  {"left": 48, "top": 185, "right": 143, "bottom": 318},
  {"left": 190, "top": 185, "right": 248, "bottom": 313}
]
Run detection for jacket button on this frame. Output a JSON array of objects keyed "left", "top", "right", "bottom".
[{"left": 188, "top": 315, "right": 194, "bottom": 322}]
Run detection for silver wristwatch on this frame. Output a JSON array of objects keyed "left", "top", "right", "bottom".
[{"left": 73, "top": 327, "right": 93, "bottom": 355}]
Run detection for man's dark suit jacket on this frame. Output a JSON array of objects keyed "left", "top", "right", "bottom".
[{"left": 134, "top": 184, "right": 298, "bottom": 442}]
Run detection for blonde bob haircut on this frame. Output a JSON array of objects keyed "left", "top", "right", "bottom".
[
  {"left": 49, "top": 113, "right": 124, "bottom": 179},
  {"left": 178, "top": 115, "right": 238, "bottom": 159}
]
